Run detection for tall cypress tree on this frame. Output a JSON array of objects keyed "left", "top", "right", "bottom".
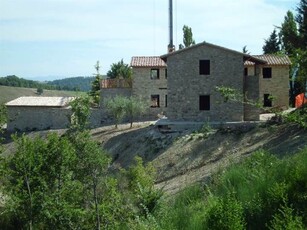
[
  {"left": 280, "top": 11, "right": 299, "bottom": 56},
  {"left": 89, "top": 61, "right": 102, "bottom": 106},
  {"left": 296, "top": 0, "right": 307, "bottom": 48},
  {"left": 179, "top": 25, "right": 196, "bottom": 49},
  {"left": 263, "top": 29, "right": 281, "bottom": 54}
]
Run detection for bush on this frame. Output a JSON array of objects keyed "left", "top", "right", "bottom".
[
  {"left": 284, "top": 105, "right": 307, "bottom": 128},
  {"left": 268, "top": 205, "right": 304, "bottom": 230},
  {"left": 206, "top": 193, "right": 245, "bottom": 230}
]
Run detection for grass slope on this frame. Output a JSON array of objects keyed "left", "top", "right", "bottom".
[{"left": 0, "top": 85, "right": 85, "bottom": 104}]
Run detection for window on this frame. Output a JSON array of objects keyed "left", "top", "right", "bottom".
[
  {"left": 199, "top": 95, "right": 210, "bottom": 110},
  {"left": 151, "top": 95, "right": 160, "bottom": 107},
  {"left": 263, "top": 67, "right": 272, "bottom": 78},
  {"left": 199, "top": 60, "right": 210, "bottom": 75},
  {"left": 165, "top": 69, "right": 167, "bottom": 79},
  {"left": 151, "top": 69, "right": 160, "bottom": 79},
  {"left": 244, "top": 68, "right": 248, "bottom": 76},
  {"left": 263, "top": 94, "right": 272, "bottom": 107},
  {"left": 165, "top": 95, "right": 167, "bottom": 107}
]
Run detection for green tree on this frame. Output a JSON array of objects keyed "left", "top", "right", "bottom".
[
  {"left": 89, "top": 61, "right": 102, "bottom": 106},
  {"left": 294, "top": 49, "right": 307, "bottom": 94},
  {"left": 179, "top": 25, "right": 196, "bottom": 49},
  {"left": 107, "top": 59, "right": 132, "bottom": 79},
  {"left": 128, "top": 156, "right": 163, "bottom": 216},
  {"left": 104, "top": 95, "right": 128, "bottom": 128},
  {"left": 279, "top": 11, "right": 299, "bottom": 56},
  {"left": 263, "top": 29, "right": 281, "bottom": 54},
  {"left": 69, "top": 131, "right": 111, "bottom": 230},
  {"left": 69, "top": 96, "right": 91, "bottom": 131},
  {"left": 125, "top": 96, "right": 147, "bottom": 128},
  {"left": 296, "top": 0, "right": 307, "bottom": 48},
  {"left": 0, "top": 134, "right": 83, "bottom": 229},
  {"left": 36, "top": 87, "right": 43, "bottom": 95}
]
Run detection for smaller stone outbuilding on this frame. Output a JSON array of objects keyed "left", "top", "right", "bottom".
[
  {"left": 6, "top": 96, "right": 74, "bottom": 132},
  {"left": 245, "top": 54, "right": 291, "bottom": 109}
]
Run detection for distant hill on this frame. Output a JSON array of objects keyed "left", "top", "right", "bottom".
[
  {"left": 47, "top": 76, "right": 97, "bottom": 92},
  {"left": 0, "top": 75, "right": 58, "bottom": 90},
  {"left": 0, "top": 85, "right": 84, "bottom": 104},
  {"left": 0, "top": 75, "right": 105, "bottom": 92}
]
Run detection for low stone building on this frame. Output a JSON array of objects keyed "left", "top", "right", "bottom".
[{"left": 6, "top": 96, "right": 74, "bottom": 131}]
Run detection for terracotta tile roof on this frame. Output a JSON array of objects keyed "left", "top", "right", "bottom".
[
  {"left": 131, "top": 56, "right": 167, "bottom": 67},
  {"left": 6, "top": 96, "right": 75, "bottom": 107},
  {"left": 245, "top": 54, "right": 291, "bottom": 66}
]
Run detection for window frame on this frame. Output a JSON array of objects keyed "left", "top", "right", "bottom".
[
  {"left": 199, "top": 95, "right": 210, "bottom": 111},
  {"left": 244, "top": 67, "right": 248, "bottom": 76},
  {"left": 150, "top": 69, "right": 160, "bottom": 80},
  {"left": 263, "top": 67, "right": 272, "bottom": 79},
  {"left": 199, "top": 60, "right": 210, "bottom": 75},
  {"left": 151, "top": 94, "right": 160, "bottom": 108}
]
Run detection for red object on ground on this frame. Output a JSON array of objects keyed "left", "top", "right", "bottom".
[{"left": 295, "top": 93, "right": 307, "bottom": 108}]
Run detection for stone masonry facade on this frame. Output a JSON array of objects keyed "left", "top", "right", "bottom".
[
  {"left": 163, "top": 43, "right": 260, "bottom": 122},
  {"left": 132, "top": 67, "right": 168, "bottom": 118},
  {"left": 7, "top": 107, "right": 72, "bottom": 131},
  {"left": 246, "top": 64, "right": 290, "bottom": 109}
]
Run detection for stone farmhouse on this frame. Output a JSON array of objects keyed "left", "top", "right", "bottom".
[
  {"left": 6, "top": 42, "right": 291, "bottom": 132},
  {"left": 101, "top": 41, "right": 291, "bottom": 122}
]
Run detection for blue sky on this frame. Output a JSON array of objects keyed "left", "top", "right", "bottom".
[{"left": 0, "top": 0, "right": 298, "bottom": 81}]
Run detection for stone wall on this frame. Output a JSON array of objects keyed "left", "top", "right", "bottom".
[
  {"left": 132, "top": 67, "right": 168, "bottom": 118},
  {"left": 7, "top": 107, "right": 72, "bottom": 132},
  {"left": 7, "top": 106, "right": 108, "bottom": 132},
  {"left": 166, "top": 44, "right": 244, "bottom": 122},
  {"left": 247, "top": 65, "right": 289, "bottom": 108},
  {"left": 244, "top": 74, "right": 260, "bottom": 121}
]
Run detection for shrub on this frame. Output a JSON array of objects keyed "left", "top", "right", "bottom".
[
  {"left": 205, "top": 193, "right": 245, "bottom": 230},
  {"left": 268, "top": 205, "right": 304, "bottom": 230}
]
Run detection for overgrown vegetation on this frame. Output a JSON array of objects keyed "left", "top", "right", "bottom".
[
  {"left": 284, "top": 104, "right": 307, "bottom": 128},
  {"left": 147, "top": 148, "right": 307, "bottom": 229}
]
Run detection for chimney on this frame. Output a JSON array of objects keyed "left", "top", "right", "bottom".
[{"left": 168, "top": 0, "right": 175, "bottom": 53}]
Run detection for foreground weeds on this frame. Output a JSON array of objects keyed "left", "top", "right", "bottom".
[{"left": 149, "top": 148, "right": 307, "bottom": 229}]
